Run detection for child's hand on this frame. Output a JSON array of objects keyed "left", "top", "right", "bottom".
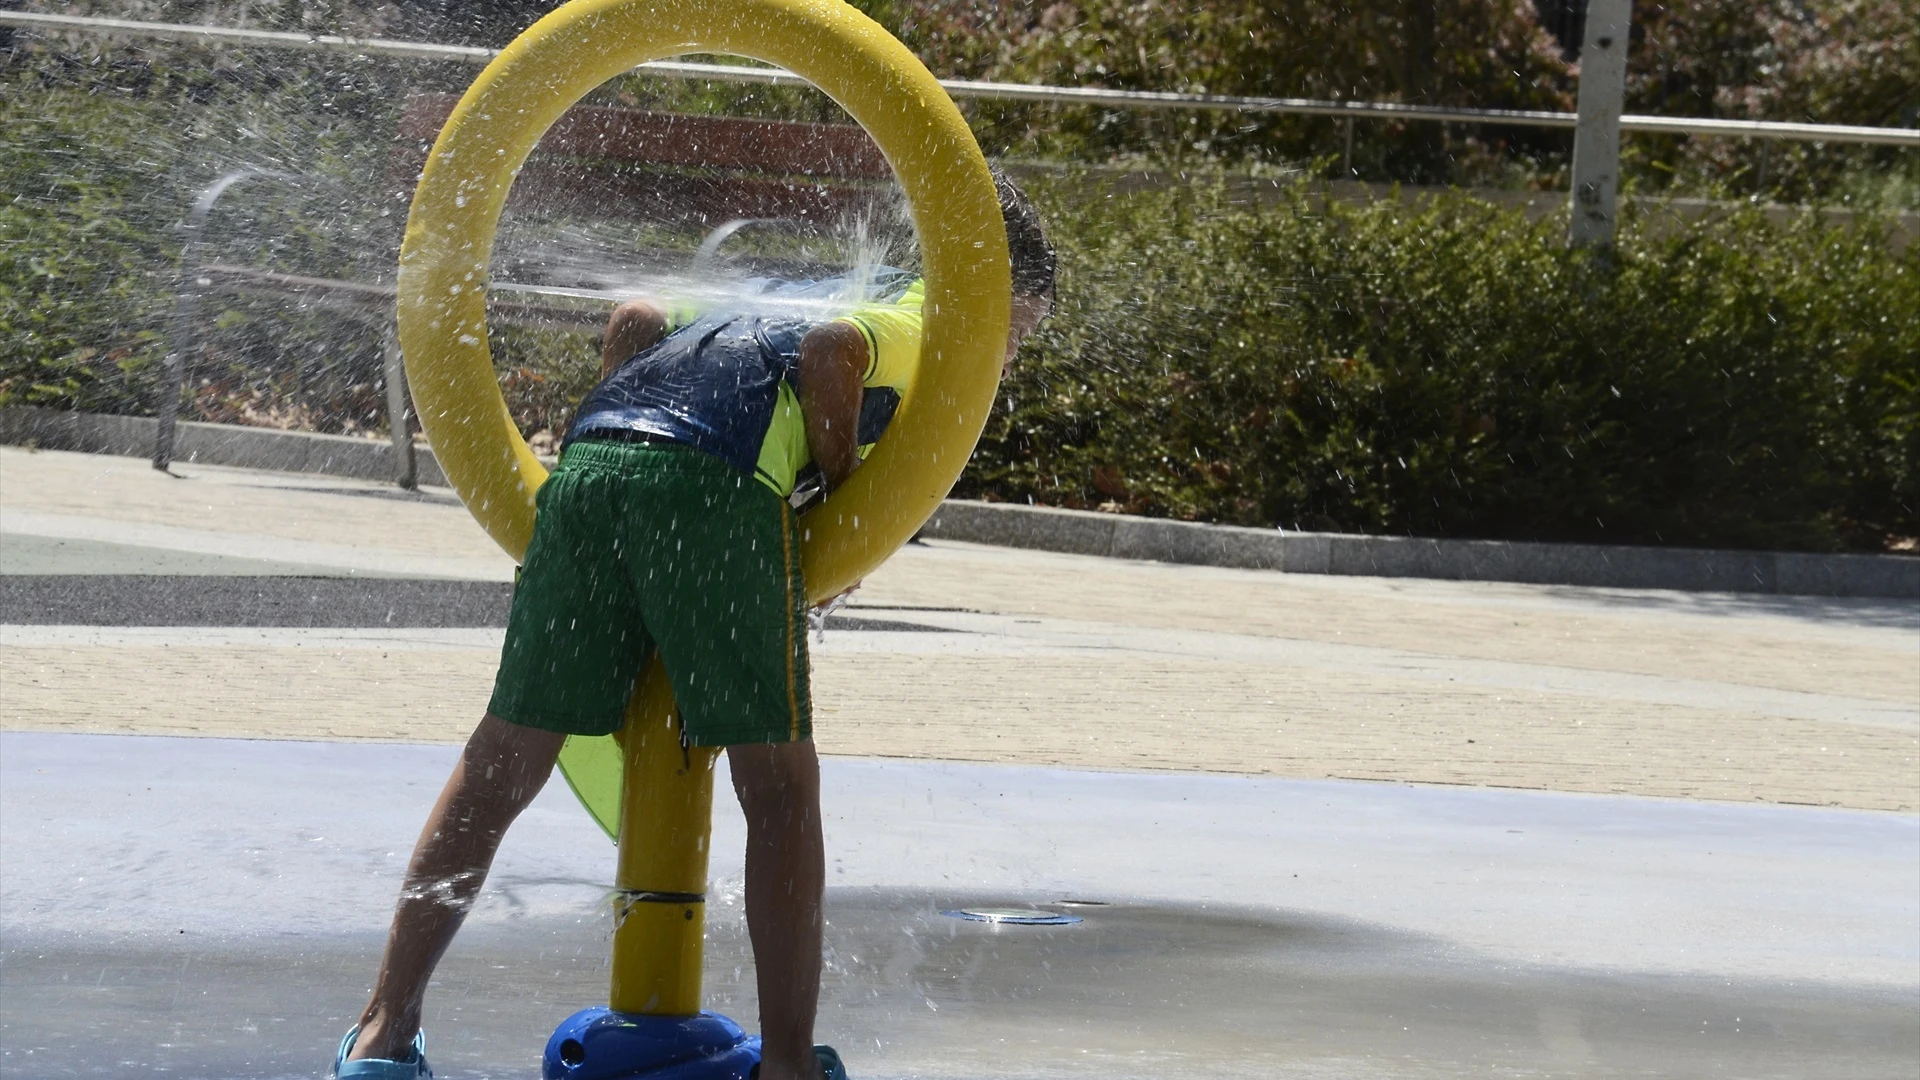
[
  {"left": 807, "top": 582, "right": 861, "bottom": 643},
  {"left": 813, "top": 582, "right": 861, "bottom": 614},
  {"left": 601, "top": 299, "right": 668, "bottom": 377}
]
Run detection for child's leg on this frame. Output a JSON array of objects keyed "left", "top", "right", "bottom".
[
  {"left": 348, "top": 712, "right": 567, "bottom": 1062},
  {"left": 728, "top": 740, "right": 825, "bottom": 1080}
]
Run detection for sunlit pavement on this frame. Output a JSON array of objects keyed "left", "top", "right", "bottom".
[
  {"left": 4, "top": 446, "right": 1915, "bottom": 810},
  {"left": 3, "top": 445, "right": 1918, "bottom": 1077}
]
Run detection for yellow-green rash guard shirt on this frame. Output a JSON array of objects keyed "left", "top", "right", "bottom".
[
  {"left": 751, "top": 277, "right": 925, "bottom": 497},
  {"left": 565, "top": 270, "right": 923, "bottom": 497},
  {"left": 846, "top": 276, "right": 925, "bottom": 387}
]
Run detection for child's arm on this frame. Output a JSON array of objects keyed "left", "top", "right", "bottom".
[
  {"left": 601, "top": 299, "right": 670, "bottom": 378},
  {"left": 797, "top": 321, "right": 867, "bottom": 493}
]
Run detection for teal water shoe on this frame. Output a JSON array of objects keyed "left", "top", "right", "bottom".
[
  {"left": 814, "top": 1044, "right": 849, "bottom": 1080},
  {"left": 333, "top": 1025, "right": 432, "bottom": 1079},
  {"left": 751, "top": 1046, "right": 849, "bottom": 1080}
]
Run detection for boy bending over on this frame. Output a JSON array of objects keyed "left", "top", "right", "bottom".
[{"left": 335, "top": 172, "right": 1054, "bottom": 1080}]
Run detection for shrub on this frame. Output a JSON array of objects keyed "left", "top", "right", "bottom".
[
  {"left": 962, "top": 173, "right": 1918, "bottom": 552},
  {"left": 0, "top": 85, "right": 176, "bottom": 414}
]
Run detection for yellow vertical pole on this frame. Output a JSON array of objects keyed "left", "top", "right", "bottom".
[{"left": 608, "top": 656, "right": 718, "bottom": 1016}]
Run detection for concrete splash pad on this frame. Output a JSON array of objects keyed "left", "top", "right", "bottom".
[{"left": 3, "top": 733, "right": 1915, "bottom": 1079}]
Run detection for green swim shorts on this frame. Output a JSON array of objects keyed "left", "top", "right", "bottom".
[{"left": 486, "top": 439, "right": 811, "bottom": 745}]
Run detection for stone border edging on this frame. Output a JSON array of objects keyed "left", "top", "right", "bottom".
[
  {"left": 922, "top": 501, "right": 1917, "bottom": 600},
  {"left": 5, "top": 406, "right": 1912, "bottom": 598},
  {"left": 1, "top": 405, "right": 448, "bottom": 488}
]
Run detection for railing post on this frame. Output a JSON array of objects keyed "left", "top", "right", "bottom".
[
  {"left": 382, "top": 318, "right": 418, "bottom": 489},
  {"left": 153, "top": 262, "right": 200, "bottom": 472},
  {"left": 1568, "top": 0, "right": 1632, "bottom": 249}
]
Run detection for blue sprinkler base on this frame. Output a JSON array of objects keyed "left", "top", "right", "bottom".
[{"left": 542, "top": 1008, "right": 762, "bottom": 1080}]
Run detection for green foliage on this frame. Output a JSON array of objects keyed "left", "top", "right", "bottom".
[
  {"left": 862, "top": 0, "right": 1573, "bottom": 181},
  {"left": 0, "top": 36, "right": 458, "bottom": 429},
  {"left": 0, "top": 86, "right": 176, "bottom": 413},
  {"left": 1621, "top": 0, "right": 1920, "bottom": 205},
  {"left": 854, "top": 0, "right": 1919, "bottom": 203},
  {"left": 963, "top": 173, "right": 1918, "bottom": 552},
  {"left": 1628, "top": 0, "right": 1919, "bottom": 128}
]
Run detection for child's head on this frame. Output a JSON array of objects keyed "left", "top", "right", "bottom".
[
  {"left": 993, "top": 166, "right": 1055, "bottom": 303},
  {"left": 990, "top": 166, "right": 1055, "bottom": 365}
]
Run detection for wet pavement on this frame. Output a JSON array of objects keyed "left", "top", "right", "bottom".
[{"left": 3, "top": 732, "right": 1916, "bottom": 1079}]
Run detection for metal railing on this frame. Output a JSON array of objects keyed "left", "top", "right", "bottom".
[
  {"left": 158, "top": 169, "right": 420, "bottom": 485},
  {"left": 158, "top": 214, "right": 778, "bottom": 488},
  {"left": 5, "top": 9, "right": 1917, "bottom": 148}
]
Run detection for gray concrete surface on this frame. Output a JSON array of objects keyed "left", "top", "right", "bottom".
[
  {"left": 1, "top": 405, "right": 449, "bottom": 488},
  {"left": 2, "top": 732, "right": 1915, "bottom": 1079},
  {"left": 0, "top": 575, "right": 515, "bottom": 627},
  {"left": 0, "top": 575, "right": 953, "bottom": 633},
  {"left": 921, "top": 500, "right": 1920, "bottom": 599},
  {"left": 0, "top": 533, "right": 417, "bottom": 578}
]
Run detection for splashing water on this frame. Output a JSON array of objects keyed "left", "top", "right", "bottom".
[{"left": 491, "top": 195, "right": 918, "bottom": 323}]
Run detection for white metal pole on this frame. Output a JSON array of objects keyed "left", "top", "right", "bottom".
[
  {"left": 1568, "top": 0, "right": 1632, "bottom": 249},
  {"left": 381, "top": 319, "right": 418, "bottom": 489}
]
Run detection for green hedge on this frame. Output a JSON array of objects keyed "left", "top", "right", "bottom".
[
  {"left": 961, "top": 175, "right": 1918, "bottom": 553},
  {"left": 0, "top": 82, "right": 178, "bottom": 415}
]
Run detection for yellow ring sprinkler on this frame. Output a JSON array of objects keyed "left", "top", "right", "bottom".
[{"left": 394, "top": 0, "right": 1009, "bottom": 1073}]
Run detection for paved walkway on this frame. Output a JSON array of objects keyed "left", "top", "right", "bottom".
[
  {"left": 3, "top": 446, "right": 1916, "bottom": 810},
  {"left": 5, "top": 733, "right": 1914, "bottom": 1079}
]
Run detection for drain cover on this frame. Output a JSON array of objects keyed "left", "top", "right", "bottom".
[{"left": 940, "top": 907, "right": 1082, "bottom": 926}]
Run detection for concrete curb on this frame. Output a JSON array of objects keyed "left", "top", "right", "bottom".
[
  {"left": 5, "top": 407, "right": 1913, "bottom": 598},
  {"left": 0, "top": 405, "right": 448, "bottom": 488},
  {"left": 923, "top": 501, "right": 1918, "bottom": 600}
]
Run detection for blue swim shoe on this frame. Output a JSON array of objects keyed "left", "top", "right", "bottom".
[
  {"left": 750, "top": 1046, "right": 849, "bottom": 1080},
  {"left": 814, "top": 1045, "right": 849, "bottom": 1080},
  {"left": 333, "top": 1025, "right": 432, "bottom": 1079}
]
